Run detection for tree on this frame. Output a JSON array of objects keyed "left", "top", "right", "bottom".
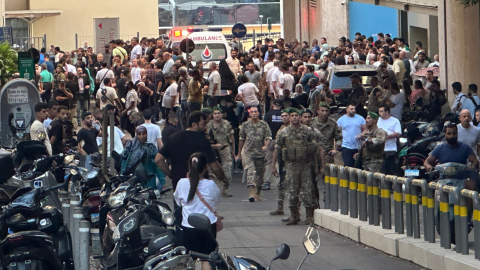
[
  {"left": 0, "top": 41, "right": 18, "bottom": 86},
  {"left": 458, "top": 0, "right": 479, "bottom": 7}
]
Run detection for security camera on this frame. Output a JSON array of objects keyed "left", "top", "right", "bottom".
[{"left": 341, "top": 1, "right": 346, "bottom": 5}]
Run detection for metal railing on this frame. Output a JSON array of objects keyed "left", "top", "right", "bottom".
[
  {"left": 325, "top": 164, "right": 480, "bottom": 259},
  {"left": 12, "top": 36, "right": 46, "bottom": 51}
]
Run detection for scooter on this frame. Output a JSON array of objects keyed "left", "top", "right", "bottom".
[
  {"left": 0, "top": 182, "right": 74, "bottom": 269},
  {"left": 145, "top": 214, "right": 321, "bottom": 270},
  {"left": 428, "top": 162, "right": 476, "bottom": 245},
  {"left": 100, "top": 189, "right": 174, "bottom": 270}
]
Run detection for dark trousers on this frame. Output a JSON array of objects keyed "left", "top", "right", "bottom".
[
  {"left": 187, "top": 102, "right": 202, "bottom": 114},
  {"left": 264, "top": 91, "right": 271, "bottom": 114},
  {"left": 208, "top": 96, "right": 221, "bottom": 107},
  {"left": 341, "top": 147, "right": 358, "bottom": 168},
  {"left": 382, "top": 151, "right": 399, "bottom": 176}
]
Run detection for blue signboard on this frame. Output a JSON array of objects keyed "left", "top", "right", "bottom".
[
  {"left": 0, "top": 27, "right": 13, "bottom": 45},
  {"left": 232, "top": 23, "right": 247, "bottom": 38},
  {"left": 348, "top": 2, "right": 398, "bottom": 41}
]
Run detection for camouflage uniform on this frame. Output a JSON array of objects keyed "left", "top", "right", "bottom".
[
  {"left": 361, "top": 126, "right": 387, "bottom": 173},
  {"left": 207, "top": 119, "right": 234, "bottom": 188},
  {"left": 275, "top": 125, "right": 317, "bottom": 224},
  {"left": 239, "top": 120, "right": 272, "bottom": 188},
  {"left": 276, "top": 125, "right": 287, "bottom": 202},
  {"left": 54, "top": 72, "right": 66, "bottom": 91},
  {"left": 310, "top": 117, "right": 342, "bottom": 177}
]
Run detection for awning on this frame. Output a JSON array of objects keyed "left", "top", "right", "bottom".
[{"left": 5, "top": 10, "right": 62, "bottom": 19}]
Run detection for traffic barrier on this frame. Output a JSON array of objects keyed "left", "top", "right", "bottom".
[
  {"left": 323, "top": 163, "right": 480, "bottom": 261},
  {"left": 79, "top": 221, "right": 91, "bottom": 270},
  {"left": 72, "top": 207, "right": 83, "bottom": 269}
]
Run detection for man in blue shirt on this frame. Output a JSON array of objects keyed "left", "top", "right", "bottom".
[
  {"left": 461, "top": 84, "right": 480, "bottom": 117},
  {"left": 424, "top": 124, "right": 478, "bottom": 192}
]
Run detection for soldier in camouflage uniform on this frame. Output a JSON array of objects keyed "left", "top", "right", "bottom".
[
  {"left": 301, "top": 109, "right": 322, "bottom": 209},
  {"left": 54, "top": 64, "right": 67, "bottom": 91},
  {"left": 272, "top": 108, "right": 318, "bottom": 225},
  {"left": 311, "top": 103, "right": 343, "bottom": 180},
  {"left": 356, "top": 112, "right": 387, "bottom": 173},
  {"left": 269, "top": 109, "right": 290, "bottom": 216},
  {"left": 236, "top": 106, "right": 272, "bottom": 202},
  {"left": 207, "top": 107, "right": 235, "bottom": 197}
]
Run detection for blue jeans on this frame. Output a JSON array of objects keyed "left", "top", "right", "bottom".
[
  {"left": 340, "top": 147, "right": 358, "bottom": 168},
  {"left": 77, "top": 99, "right": 89, "bottom": 124}
]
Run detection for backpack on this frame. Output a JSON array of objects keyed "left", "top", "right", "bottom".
[
  {"left": 469, "top": 96, "right": 480, "bottom": 111},
  {"left": 85, "top": 68, "right": 96, "bottom": 95}
]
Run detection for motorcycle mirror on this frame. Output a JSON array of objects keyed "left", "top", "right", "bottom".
[
  {"left": 272, "top": 243, "right": 290, "bottom": 261},
  {"left": 303, "top": 226, "right": 321, "bottom": 255},
  {"left": 188, "top": 213, "right": 211, "bottom": 231}
]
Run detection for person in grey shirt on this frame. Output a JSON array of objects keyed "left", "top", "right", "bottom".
[
  {"left": 178, "top": 67, "right": 192, "bottom": 129},
  {"left": 245, "top": 62, "right": 261, "bottom": 89},
  {"left": 457, "top": 109, "right": 480, "bottom": 158}
]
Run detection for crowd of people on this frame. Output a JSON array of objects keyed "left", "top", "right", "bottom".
[{"left": 25, "top": 30, "right": 480, "bottom": 235}]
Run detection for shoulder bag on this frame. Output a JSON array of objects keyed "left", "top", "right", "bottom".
[{"left": 195, "top": 190, "right": 223, "bottom": 232}]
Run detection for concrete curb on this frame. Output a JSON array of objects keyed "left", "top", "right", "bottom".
[{"left": 314, "top": 209, "right": 480, "bottom": 270}]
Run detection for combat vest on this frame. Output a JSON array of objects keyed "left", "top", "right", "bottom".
[{"left": 282, "top": 126, "right": 317, "bottom": 162}]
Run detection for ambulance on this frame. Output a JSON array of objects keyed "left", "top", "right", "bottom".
[{"left": 166, "top": 27, "right": 232, "bottom": 68}]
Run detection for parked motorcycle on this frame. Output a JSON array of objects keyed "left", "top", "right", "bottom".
[
  {"left": 0, "top": 182, "right": 74, "bottom": 269},
  {"left": 428, "top": 162, "right": 476, "bottom": 244},
  {"left": 145, "top": 214, "right": 321, "bottom": 270}
]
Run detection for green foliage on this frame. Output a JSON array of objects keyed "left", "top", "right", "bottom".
[
  {"left": 0, "top": 41, "right": 18, "bottom": 85},
  {"left": 458, "top": 0, "right": 479, "bottom": 7}
]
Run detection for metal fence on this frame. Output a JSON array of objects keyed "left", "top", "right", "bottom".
[
  {"left": 74, "top": 33, "right": 161, "bottom": 50},
  {"left": 325, "top": 164, "right": 480, "bottom": 259},
  {"left": 12, "top": 36, "right": 46, "bottom": 51}
]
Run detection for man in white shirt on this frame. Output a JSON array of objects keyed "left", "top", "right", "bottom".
[
  {"left": 457, "top": 109, "right": 480, "bottom": 158},
  {"left": 462, "top": 84, "right": 480, "bottom": 117},
  {"left": 207, "top": 62, "right": 222, "bottom": 107},
  {"left": 95, "top": 62, "right": 114, "bottom": 88},
  {"left": 377, "top": 105, "right": 401, "bottom": 175},
  {"left": 278, "top": 64, "right": 294, "bottom": 93},
  {"left": 451, "top": 82, "right": 466, "bottom": 114},
  {"left": 96, "top": 78, "right": 122, "bottom": 109},
  {"left": 266, "top": 60, "right": 281, "bottom": 98},
  {"left": 162, "top": 75, "right": 178, "bottom": 122},
  {"left": 263, "top": 52, "right": 275, "bottom": 74},
  {"left": 65, "top": 59, "right": 77, "bottom": 74},
  {"left": 31, "top": 102, "right": 53, "bottom": 156},
  {"left": 428, "top": 54, "right": 440, "bottom": 67},
  {"left": 162, "top": 52, "right": 174, "bottom": 74},
  {"left": 130, "top": 37, "right": 142, "bottom": 63},
  {"left": 96, "top": 113, "right": 126, "bottom": 157},
  {"left": 141, "top": 109, "right": 163, "bottom": 151},
  {"left": 385, "top": 83, "right": 404, "bottom": 121},
  {"left": 131, "top": 59, "right": 141, "bottom": 83},
  {"left": 227, "top": 50, "right": 242, "bottom": 75}
]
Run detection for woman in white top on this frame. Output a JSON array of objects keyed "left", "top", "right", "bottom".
[{"left": 174, "top": 152, "right": 220, "bottom": 269}]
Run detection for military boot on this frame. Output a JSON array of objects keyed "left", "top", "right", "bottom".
[
  {"left": 304, "top": 207, "right": 315, "bottom": 225},
  {"left": 248, "top": 186, "right": 255, "bottom": 202},
  {"left": 262, "top": 181, "right": 271, "bottom": 190},
  {"left": 221, "top": 183, "right": 232, "bottom": 197},
  {"left": 269, "top": 201, "right": 284, "bottom": 215},
  {"left": 286, "top": 207, "right": 300, "bottom": 225},
  {"left": 254, "top": 186, "right": 263, "bottom": 201}
]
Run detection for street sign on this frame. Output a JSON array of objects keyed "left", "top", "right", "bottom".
[
  {"left": 0, "top": 27, "right": 13, "bottom": 46},
  {"left": 180, "top": 38, "right": 195, "bottom": 54},
  {"left": 267, "top": 17, "right": 272, "bottom": 31},
  {"left": 17, "top": 52, "right": 35, "bottom": 81},
  {"left": 94, "top": 18, "right": 119, "bottom": 54},
  {"left": 232, "top": 23, "right": 247, "bottom": 38}
]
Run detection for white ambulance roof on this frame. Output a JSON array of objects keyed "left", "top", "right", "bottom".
[{"left": 187, "top": 31, "right": 227, "bottom": 43}]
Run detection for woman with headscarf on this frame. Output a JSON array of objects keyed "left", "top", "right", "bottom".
[{"left": 120, "top": 126, "right": 159, "bottom": 188}]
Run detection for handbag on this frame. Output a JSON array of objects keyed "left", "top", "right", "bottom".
[{"left": 195, "top": 190, "right": 223, "bottom": 232}]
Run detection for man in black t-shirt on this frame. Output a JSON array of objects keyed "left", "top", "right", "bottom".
[
  {"left": 77, "top": 112, "right": 101, "bottom": 155},
  {"left": 263, "top": 99, "right": 283, "bottom": 190},
  {"left": 48, "top": 105, "right": 69, "bottom": 155},
  {"left": 54, "top": 80, "right": 73, "bottom": 109},
  {"left": 156, "top": 111, "right": 226, "bottom": 191},
  {"left": 115, "top": 70, "right": 129, "bottom": 102}
]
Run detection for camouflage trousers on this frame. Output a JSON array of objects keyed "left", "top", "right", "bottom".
[
  {"left": 264, "top": 140, "right": 278, "bottom": 184},
  {"left": 209, "top": 147, "right": 233, "bottom": 188},
  {"left": 286, "top": 161, "right": 316, "bottom": 208},
  {"left": 317, "top": 149, "right": 334, "bottom": 183},
  {"left": 363, "top": 161, "right": 382, "bottom": 173},
  {"left": 277, "top": 158, "right": 286, "bottom": 202},
  {"left": 242, "top": 151, "right": 265, "bottom": 188}
]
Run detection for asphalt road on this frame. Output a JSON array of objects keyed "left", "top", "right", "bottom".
[{"left": 206, "top": 172, "right": 424, "bottom": 270}]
